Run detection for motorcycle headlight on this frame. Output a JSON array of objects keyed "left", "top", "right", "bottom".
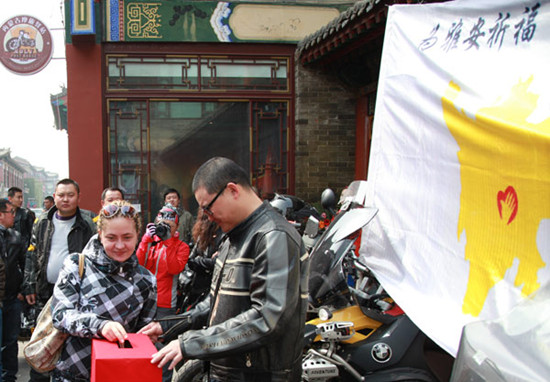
[{"left": 318, "top": 307, "right": 333, "bottom": 321}]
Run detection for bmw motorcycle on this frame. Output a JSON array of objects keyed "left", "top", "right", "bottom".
[
  {"left": 302, "top": 180, "right": 454, "bottom": 382},
  {"left": 173, "top": 181, "right": 453, "bottom": 381}
]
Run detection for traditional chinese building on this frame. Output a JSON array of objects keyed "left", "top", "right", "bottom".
[
  {"left": 64, "top": 0, "right": 355, "bottom": 219},
  {"left": 64, "top": 0, "right": 446, "bottom": 218},
  {"left": 0, "top": 148, "right": 26, "bottom": 194}
]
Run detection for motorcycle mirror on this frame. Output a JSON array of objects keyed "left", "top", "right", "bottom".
[
  {"left": 321, "top": 188, "right": 337, "bottom": 215},
  {"left": 304, "top": 216, "right": 320, "bottom": 239}
]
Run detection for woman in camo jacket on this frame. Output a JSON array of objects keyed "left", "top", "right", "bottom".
[{"left": 50, "top": 200, "right": 157, "bottom": 382}]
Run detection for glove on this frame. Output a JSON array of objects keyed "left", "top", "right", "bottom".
[
  {"left": 145, "top": 223, "right": 156, "bottom": 238},
  {"left": 187, "top": 257, "right": 215, "bottom": 272}
]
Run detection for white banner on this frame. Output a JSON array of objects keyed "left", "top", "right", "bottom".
[{"left": 364, "top": 0, "right": 550, "bottom": 356}]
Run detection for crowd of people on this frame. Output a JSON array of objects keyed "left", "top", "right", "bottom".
[{"left": 0, "top": 156, "right": 308, "bottom": 382}]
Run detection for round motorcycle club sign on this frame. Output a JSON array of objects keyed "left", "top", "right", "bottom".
[{"left": 0, "top": 15, "right": 53, "bottom": 75}]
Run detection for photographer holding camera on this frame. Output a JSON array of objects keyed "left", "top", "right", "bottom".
[
  {"left": 137, "top": 205, "right": 190, "bottom": 318},
  {"left": 137, "top": 204, "right": 190, "bottom": 382}
]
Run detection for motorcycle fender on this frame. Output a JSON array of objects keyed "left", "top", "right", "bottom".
[{"left": 307, "top": 305, "right": 382, "bottom": 344}]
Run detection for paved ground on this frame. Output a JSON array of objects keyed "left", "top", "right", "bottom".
[{"left": 17, "top": 340, "right": 32, "bottom": 381}]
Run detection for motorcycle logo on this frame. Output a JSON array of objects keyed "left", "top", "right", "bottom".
[
  {"left": 0, "top": 15, "right": 53, "bottom": 75},
  {"left": 371, "top": 342, "right": 392, "bottom": 363}
]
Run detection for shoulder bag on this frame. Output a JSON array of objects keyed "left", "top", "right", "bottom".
[{"left": 23, "top": 253, "right": 85, "bottom": 373}]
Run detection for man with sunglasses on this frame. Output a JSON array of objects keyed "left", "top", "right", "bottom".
[
  {"left": 23, "top": 178, "right": 95, "bottom": 382},
  {"left": 142, "top": 157, "right": 309, "bottom": 381}
]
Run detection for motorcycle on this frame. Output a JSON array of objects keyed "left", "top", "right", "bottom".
[
  {"left": 272, "top": 189, "right": 336, "bottom": 253},
  {"left": 6, "top": 30, "right": 36, "bottom": 52},
  {"left": 172, "top": 181, "right": 453, "bottom": 381},
  {"left": 302, "top": 180, "right": 454, "bottom": 381},
  {"left": 270, "top": 193, "right": 322, "bottom": 236}
]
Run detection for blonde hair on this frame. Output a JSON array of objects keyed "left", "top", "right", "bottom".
[{"left": 97, "top": 200, "right": 142, "bottom": 234}]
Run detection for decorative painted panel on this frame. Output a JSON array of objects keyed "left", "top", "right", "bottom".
[
  {"left": 105, "top": 1, "right": 347, "bottom": 42},
  {"left": 71, "top": 0, "right": 96, "bottom": 35}
]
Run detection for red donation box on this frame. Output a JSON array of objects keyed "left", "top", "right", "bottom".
[{"left": 91, "top": 333, "right": 161, "bottom": 382}]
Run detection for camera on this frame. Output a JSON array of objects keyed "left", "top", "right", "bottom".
[{"left": 155, "top": 222, "right": 172, "bottom": 241}]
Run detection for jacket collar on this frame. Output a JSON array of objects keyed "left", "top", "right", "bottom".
[
  {"left": 47, "top": 206, "right": 84, "bottom": 222},
  {"left": 82, "top": 234, "right": 139, "bottom": 276},
  {"left": 226, "top": 201, "right": 269, "bottom": 240}
]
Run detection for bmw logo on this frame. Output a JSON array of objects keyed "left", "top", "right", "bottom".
[{"left": 371, "top": 342, "right": 392, "bottom": 363}]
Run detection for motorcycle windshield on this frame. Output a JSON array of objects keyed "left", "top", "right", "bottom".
[{"left": 308, "top": 206, "right": 378, "bottom": 308}]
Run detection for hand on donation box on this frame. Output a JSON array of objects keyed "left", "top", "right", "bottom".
[
  {"left": 100, "top": 321, "right": 128, "bottom": 345},
  {"left": 145, "top": 223, "right": 157, "bottom": 238},
  {"left": 138, "top": 321, "right": 163, "bottom": 343},
  {"left": 150, "top": 340, "right": 183, "bottom": 371}
]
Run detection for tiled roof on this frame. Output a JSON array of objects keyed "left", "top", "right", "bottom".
[
  {"left": 296, "top": 0, "right": 384, "bottom": 65},
  {"left": 297, "top": 0, "right": 447, "bottom": 66}
]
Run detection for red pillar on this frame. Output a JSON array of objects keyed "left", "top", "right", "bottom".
[
  {"left": 65, "top": 42, "right": 105, "bottom": 212},
  {"left": 355, "top": 95, "right": 370, "bottom": 180}
]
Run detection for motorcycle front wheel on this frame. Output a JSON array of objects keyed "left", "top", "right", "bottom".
[
  {"left": 172, "top": 359, "right": 207, "bottom": 382},
  {"left": 6, "top": 38, "right": 20, "bottom": 51}
]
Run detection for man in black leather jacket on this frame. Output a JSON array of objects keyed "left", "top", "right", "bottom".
[
  {"left": 141, "top": 157, "right": 309, "bottom": 381},
  {"left": 0, "top": 199, "right": 24, "bottom": 382},
  {"left": 7, "top": 186, "right": 35, "bottom": 248}
]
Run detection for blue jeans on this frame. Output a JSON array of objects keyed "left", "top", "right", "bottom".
[{"left": 2, "top": 298, "right": 21, "bottom": 382}]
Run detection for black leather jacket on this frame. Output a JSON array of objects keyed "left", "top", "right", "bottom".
[
  {"left": 23, "top": 207, "right": 96, "bottom": 304},
  {"left": 13, "top": 207, "right": 35, "bottom": 248},
  {"left": 170, "top": 202, "right": 309, "bottom": 381},
  {"left": 0, "top": 226, "right": 25, "bottom": 300}
]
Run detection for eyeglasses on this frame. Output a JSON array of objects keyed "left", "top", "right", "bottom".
[
  {"left": 202, "top": 184, "right": 227, "bottom": 217},
  {"left": 0, "top": 209, "right": 15, "bottom": 215},
  {"left": 100, "top": 204, "right": 137, "bottom": 218}
]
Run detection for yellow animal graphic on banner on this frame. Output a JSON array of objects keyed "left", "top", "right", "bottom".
[{"left": 442, "top": 78, "right": 550, "bottom": 316}]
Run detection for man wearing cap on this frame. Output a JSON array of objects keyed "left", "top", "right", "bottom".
[{"left": 137, "top": 205, "right": 190, "bottom": 317}]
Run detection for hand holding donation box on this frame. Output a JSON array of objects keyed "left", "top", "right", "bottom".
[{"left": 91, "top": 333, "right": 161, "bottom": 382}]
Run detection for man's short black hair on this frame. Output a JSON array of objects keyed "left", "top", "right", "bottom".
[
  {"left": 7, "top": 187, "right": 22, "bottom": 197},
  {"left": 192, "top": 157, "right": 250, "bottom": 194},
  {"left": 44, "top": 196, "right": 54, "bottom": 203},
  {"left": 101, "top": 187, "right": 125, "bottom": 201},
  {"left": 0, "top": 199, "right": 12, "bottom": 211},
  {"left": 163, "top": 188, "right": 181, "bottom": 201},
  {"left": 56, "top": 178, "right": 80, "bottom": 194}
]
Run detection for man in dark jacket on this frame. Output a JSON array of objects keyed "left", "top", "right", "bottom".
[
  {"left": 0, "top": 199, "right": 21, "bottom": 382},
  {"left": 142, "top": 157, "right": 309, "bottom": 381},
  {"left": 23, "top": 178, "right": 95, "bottom": 382},
  {"left": 7, "top": 187, "right": 35, "bottom": 248}
]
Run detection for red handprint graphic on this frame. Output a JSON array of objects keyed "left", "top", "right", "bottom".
[{"left": 497, "top": 186, "right": 518, "bottom": 225}]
